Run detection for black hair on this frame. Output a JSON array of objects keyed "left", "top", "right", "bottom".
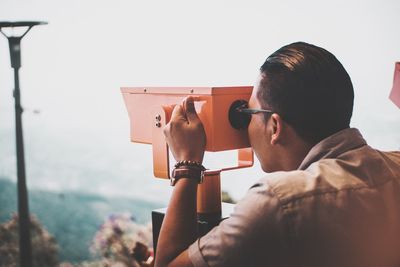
[{"left": 258, "top": 42, "right": 354, "bottom": 144}]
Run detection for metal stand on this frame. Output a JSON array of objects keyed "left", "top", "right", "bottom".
[
  {"left": 0, "top": 21, "right": 47, "bottom": 267},
  {"left": 152, "top": 202, "right": 234, "bottom": 257},
  {"left": 152, "top": 171, "right": 236, "bottom": 256},
  {"left": 197, "top": 171, "right": 223, "bottom": 235}
]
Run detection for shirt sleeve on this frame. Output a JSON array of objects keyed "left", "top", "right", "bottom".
[{"left": 188, "top": 178, "right": 289, "bottom": 267}]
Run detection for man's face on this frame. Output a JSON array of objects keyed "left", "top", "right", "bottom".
[{"left": 247, "top": 74, "right": 278, "bottom": 172}]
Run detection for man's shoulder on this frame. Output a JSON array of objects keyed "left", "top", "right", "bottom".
[
  {"left": 376, "top": 150, "right": 400, "bottom": 166},
  {"left": 260, "top": 148, "right": 400, "bottom": 206},
  {"left": 257, "top": 167, "right": 334, "bottom": 206}
]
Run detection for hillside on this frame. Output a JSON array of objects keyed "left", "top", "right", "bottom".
[{"left": 0, "top": 178, "right": 161, "bottom": 263}]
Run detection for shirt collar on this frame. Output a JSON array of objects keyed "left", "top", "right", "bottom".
[{"left": 298, "top": 128, "right": 367, "bottom": 170}]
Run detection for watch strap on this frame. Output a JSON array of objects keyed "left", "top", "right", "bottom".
[{"left": 170, "top": 167, "right": 204, "bottom": 186}]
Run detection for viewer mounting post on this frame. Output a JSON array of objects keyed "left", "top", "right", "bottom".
[{"left": 0, "top": 21, "right": 47, "bottom": 267}]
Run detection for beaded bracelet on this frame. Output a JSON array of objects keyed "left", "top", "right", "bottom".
[{"left": 174, "top": 160, "right": 206, "bottom": 171}]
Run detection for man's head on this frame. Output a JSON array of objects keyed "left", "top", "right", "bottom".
[{"left": 248, "top": 42, "right": 354, "bottom": 172}]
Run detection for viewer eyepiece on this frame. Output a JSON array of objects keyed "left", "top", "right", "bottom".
[{"left": 229, "top": 100, "right": 251, "bottom": 130}]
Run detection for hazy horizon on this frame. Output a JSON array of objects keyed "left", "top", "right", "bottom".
[{"left": 1, "top": 0, "right": 399, "bottom": 203}]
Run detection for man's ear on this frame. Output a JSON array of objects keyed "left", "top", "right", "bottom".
[{"left": 270, "top": 113, "right": 283, "bottom": 145}]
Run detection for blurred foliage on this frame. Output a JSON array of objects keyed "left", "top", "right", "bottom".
[
  {"left": 0, "top": 178, "right": 236, "bottom": 266},
  {"left": 0, "top": 178, "right": 160, "bottom": 264},
  {"left": 89, "top": 213, "right": 153, "bottom": 267},
  {"left": 59, "top": 213, "right": 154, "bottom": 267},
  {"left": 0, "top": 214, "right": 58, "bottom": 267}
]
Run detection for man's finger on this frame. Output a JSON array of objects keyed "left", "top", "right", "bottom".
[{"left": 184, "top": 96, "right": 200, "bottom": 123}]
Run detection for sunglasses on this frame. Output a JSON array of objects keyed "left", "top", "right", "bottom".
[
  {"left": 236, "top": 103, "right": 274, "bottom": 115},
  {"left": 229, "top": 102, "right": 274, "bottom": 130}
]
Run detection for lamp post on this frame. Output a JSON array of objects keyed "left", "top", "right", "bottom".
[{"left": 0, "top": 21, "right": 47, "bottom": 267}]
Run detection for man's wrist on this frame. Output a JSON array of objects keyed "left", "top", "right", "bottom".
[
  {"left": 173, "top": 176, "right": 199, "bottom": 186},
  {"left": 170, "top": 166, "right": 205, "bottom": 186},
  {"left": 170, "top": 161, "right": 206, "bottom": 186}
]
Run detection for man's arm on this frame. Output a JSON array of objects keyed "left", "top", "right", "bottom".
[
  {"left": 154, "top": 178, "right": 197, "bottom": 267},
  {"left": 155, "top": 97, "right": 206, "bottom": 267}
]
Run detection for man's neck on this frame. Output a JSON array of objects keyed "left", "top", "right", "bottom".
[{"left": 280, "top": 139, "right": 314, "bottom": 171}]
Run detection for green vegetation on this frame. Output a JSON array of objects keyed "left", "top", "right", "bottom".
[
  {"left": 0, "top": 178, "right": 160, "bottom": 264},
  {"left": 0, "top": 214, "right": 58, "bottom": 267}
]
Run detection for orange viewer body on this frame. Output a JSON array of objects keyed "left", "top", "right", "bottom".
[
  {"left": 121, "top": 86, "right": 252, "bottom": 151},
  {"left": 121, "top": 86, "right": 255, "bottom": 217}
]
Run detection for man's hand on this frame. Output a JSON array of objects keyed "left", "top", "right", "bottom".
[
  {"left": 163, "top": 96, "right": 206, "bottom": 163},
  {"left": 155, "top": 96, "right": 203, "bottom": 267}
]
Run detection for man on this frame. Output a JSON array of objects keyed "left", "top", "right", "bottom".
[{"left": 155, "top": 42, "right": 400, "bottom": 267}]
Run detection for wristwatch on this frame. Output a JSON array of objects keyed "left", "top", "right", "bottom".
[{"left": 170, "top": 167, "right": 204, "bottom": 186}]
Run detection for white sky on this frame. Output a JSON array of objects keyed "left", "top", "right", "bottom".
[{"left": 0, "top": 0, "right": 399, "bottom": 202}]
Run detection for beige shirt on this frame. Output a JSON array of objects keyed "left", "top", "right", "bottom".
[{"left": 188, "top": 128, "right": 400, "bottom": 267}]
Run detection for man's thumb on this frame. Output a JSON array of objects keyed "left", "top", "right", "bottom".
[
  {"left": 184, "top": 97, "right": 200, "bottom": 123},
  {"left": 170, "top": 104, "right": 185, "bottom": 122}
]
